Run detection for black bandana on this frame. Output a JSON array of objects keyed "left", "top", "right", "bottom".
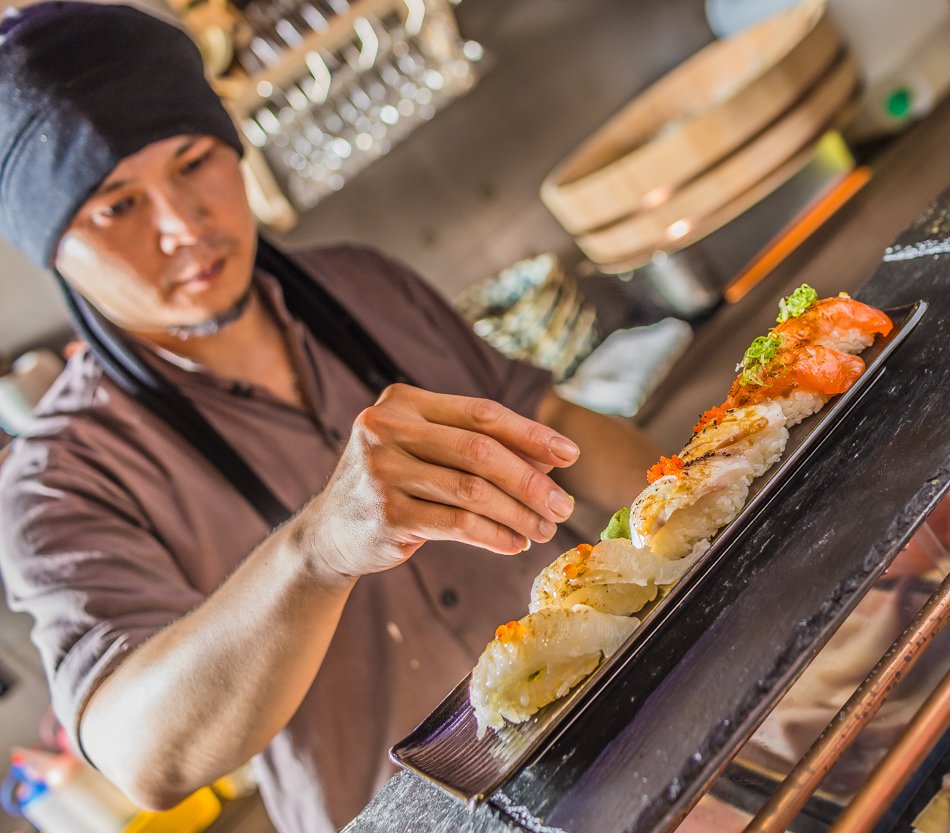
[{"left": 0, "top": 1, "right": 243, "bottom": 269}]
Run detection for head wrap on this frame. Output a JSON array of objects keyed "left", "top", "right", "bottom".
[{"left": 0, "top": 1, "right": 243, "bottom": 269}]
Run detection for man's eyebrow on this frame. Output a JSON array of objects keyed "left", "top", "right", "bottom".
[
  {"left": 172, "top": 137, "right": 200, "bottom": 159},
  {"left": 92, "top": 138, "right": 203, "bottom": 197},
  {"left": 93, "top": 178, "right": 130, "bottom": 198}
]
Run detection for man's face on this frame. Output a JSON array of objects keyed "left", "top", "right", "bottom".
[{"left": 55, "top": 135, "right": 257, "bottom": 334}]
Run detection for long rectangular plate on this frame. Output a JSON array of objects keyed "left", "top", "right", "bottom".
[{"left": 390, "top": 301, "right": 928, "bottom": 804}]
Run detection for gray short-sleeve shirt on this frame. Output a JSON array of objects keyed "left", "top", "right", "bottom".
[{"left": 0, "top": 245, "right": 578, "bottom": 832}]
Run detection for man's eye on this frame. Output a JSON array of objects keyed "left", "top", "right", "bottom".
[
  {"left": 101, "top": 196, "right": 135, "bottom": 218},
  {"left": 180, "top": 149, "right": 213, "bottom": 175}
]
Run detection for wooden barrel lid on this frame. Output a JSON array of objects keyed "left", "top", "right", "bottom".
[
  {"left": 574, "top": 54, "right": 859, "bottom": 269},
  {"left": 540, "top": 0, "right": 840, "bottom": 235}
]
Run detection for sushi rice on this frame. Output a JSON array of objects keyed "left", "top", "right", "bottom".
[{"left": 774, "top": 390, "right": 829, "bottom": 427}]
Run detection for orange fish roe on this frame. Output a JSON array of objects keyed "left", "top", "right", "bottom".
[
  {"left": 562, "top": 563, "right": 581, "bottom": 579},
  {"left": 693, "top": 405, "right": 729, "bottom": 434},
  {"left": 646, "top": 455, "right": 685, "bottom": 484},
  {"left": 495, "top": 620, "right": 524, "bottom": 642},
  {"left": 561, "top": 544, "right": 593, "bottom": 579}
]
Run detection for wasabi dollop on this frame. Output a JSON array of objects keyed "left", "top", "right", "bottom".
[{"left": 600, "top": 506, "right": 631, "bottom": 541}]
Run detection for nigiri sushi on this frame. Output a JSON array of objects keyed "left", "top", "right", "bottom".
[
  {"left": 773, "top": 285, "right": 892, "bottom": 354},
  {"left": 529, "top": 538, "right": 709, "bottom": 616},
  {"left": 682, "top": 401, "right": 789, "bottom": 477},
  {"left": 630, "top": 454, "right": 756, "bottom": 557},
  {"left": 470, "top": 606, "right": 639, "bottom": 737},
  {"left": 725, "top": 337, "right": 865, "bottom": 426}
]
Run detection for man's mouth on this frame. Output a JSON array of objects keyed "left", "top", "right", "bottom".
[{"left": 178, "top": 256, "right": 227, "bottom": 289}]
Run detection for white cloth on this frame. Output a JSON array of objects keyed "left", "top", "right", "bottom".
[{"left": 555, "top": 319, "right": 693, "bottom": 417}]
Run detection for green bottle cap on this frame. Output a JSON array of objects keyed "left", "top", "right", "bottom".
[{"left": 885, "top": 87, "right": 913, "bottom": 120}]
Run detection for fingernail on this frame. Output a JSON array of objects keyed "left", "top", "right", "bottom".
[
  {"left": 548, "top": 490, "right": 574, "bottom": 520},
  {"left": 548, "top": 436, "right": 579, "bottom": 462},
  {"left": 515, "top": 535, "right": 531, "bottom": 552},
  {"left": 538, "top": 518, "right": 557, "bottom": 538}
]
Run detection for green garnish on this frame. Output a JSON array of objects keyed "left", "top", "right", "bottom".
[
  {"left": 600, "top": 506, "right": 631, "bottom": 541},
  {"left": 737, "top": 334, "right": 783, "bottom": 387},
  {"left": 776, "top": 283, "right": 818, "bottom": 323}
]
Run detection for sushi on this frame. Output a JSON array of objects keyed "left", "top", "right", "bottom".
[
  {"left": 466, "top": 286, "right": 892, "bottom": 736},
  {"left": 630, "top": 454, "right": 756, "bottom": 557},
  {"left": 681, "top": 401, "right": 789, "bottom": 477},
  {"left": 710, "top": 284, "right": 887, "bottom": 427},
  {"left": 529, "top": 537, "right": 709, "bottom": 616},
  {"left": 724, "top": 338, "right": 865, "bottom": 427},
  {"left": 470, "top": 606, "right": 639, "bottom": 737},
  {"left": 772, "top": 285, "right": 893, "bottom": 354}
]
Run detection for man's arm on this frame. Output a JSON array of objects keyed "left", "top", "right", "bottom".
[
  {"left": 535, "top": 389, "right": 662, "bottom": 516},
  {"left": 79, "top": 519, "right": 355, "bottom": 811},
  {"left": 80, "top": 385, "right": 582, "bottom": 810}
]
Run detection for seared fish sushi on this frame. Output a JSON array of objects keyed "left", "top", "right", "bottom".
[
  {"left": 683, "top": 401, "right": 788, "bottom": 477},
  {"left": 726, "top": 339, "right": 865, "bottom": 427},
  {"left": 773, "top": 286, "right": 892, "bottom": 354},
  {"left": 529, "top": 538, "right": 709, "bottom": 616},
  {"left": 631, "top": 454, "right": 756, "bottom": 557},
  {"left": 470, "top": 606, "right": 638, "bottom": 737}
]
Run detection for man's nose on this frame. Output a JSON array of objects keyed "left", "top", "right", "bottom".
[{"left": 154, "top": 189, "right": 209, "bottom": 255}]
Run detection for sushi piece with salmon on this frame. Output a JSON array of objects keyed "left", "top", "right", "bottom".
[
  {"left": 470, "top": 606, "right": 639, "bottom": 737},
  {"left": 723, "top": 336, "right": 865, "bottom": 426},
  {"left": 772, "top": 284, "right": 892, "bottom": 354},
  {"left": 706, "top": 284, "right": 885, "bottom": 427}
]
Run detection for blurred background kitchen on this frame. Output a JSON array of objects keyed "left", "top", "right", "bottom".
[{"left": 2, "top": 0, "right": 950, "bottom": 831}]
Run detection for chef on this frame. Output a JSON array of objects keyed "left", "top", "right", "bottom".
[{"left": 0, "top": 3, "right": 658, "bottom": 831}]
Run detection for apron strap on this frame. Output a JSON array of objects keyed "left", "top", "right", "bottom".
[{"left": 255, "top": 237, "right": 417, "bottom": 393}]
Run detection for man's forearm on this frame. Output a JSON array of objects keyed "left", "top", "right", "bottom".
[
  {"left": 536, "top": 391, "right": 661, "bottom": 515},
  {"left": 80, "top": 504, "right": 355, "bottom": 810}
]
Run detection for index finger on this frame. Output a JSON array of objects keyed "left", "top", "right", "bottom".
[{"left": 408, "top": 389, "right": 580, "bottom": 468}]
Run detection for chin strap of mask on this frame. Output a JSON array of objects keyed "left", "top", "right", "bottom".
[{"left": 54, "top": 236, "right": 415, "bottom": 529}]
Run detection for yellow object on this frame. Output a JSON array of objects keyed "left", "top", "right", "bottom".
[
  {"left": 122, "top": 787, "right": 221, "bottom": 833},
  {"left": 211, "top": 763, "right": 257, "bottom": 800},
  {"left": 914, "top": 790, "right": 950, "bottom": 833}
]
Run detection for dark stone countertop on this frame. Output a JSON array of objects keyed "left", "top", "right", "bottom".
[{"left": 343, "top": 123, "right": 950, "bottom": 833}]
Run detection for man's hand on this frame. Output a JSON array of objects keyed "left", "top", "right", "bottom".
[{"left": 297, "top": 384, "right": 580, "bottom": 580}]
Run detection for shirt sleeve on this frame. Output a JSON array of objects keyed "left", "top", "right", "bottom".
[
  {"left": 0, "top": 436, "right": 204, "bottom": 760},
  {"left": 299, "top": 244, "right": 555, "bottom": 420}
]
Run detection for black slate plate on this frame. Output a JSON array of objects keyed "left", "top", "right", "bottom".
[{"left": 390, "top": 301, "right": 928, "bottom": 804}]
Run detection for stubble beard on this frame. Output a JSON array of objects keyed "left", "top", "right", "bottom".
[{"left": 164, "top": 284, "right": 254, "bottom": 340}]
